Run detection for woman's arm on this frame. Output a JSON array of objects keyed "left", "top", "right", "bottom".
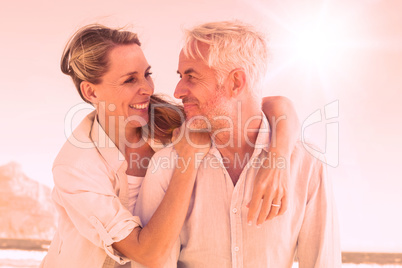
[
  {"left": 247, "top": 96, "right": 300, "bottom": 226},
  {"left": 113, "top": 126, "right": 210, "bottom": 267}
]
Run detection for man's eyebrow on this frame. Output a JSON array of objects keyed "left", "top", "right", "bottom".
[
  {"left": 120, "top": 66, "right": 152, "bottom": 78},
  {"left": 177, "top": 68, "right": 200, "bottom": 75}
]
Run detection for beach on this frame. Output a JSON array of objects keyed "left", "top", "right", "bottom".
[{"left": 1, "top": 249, "right": 402, "bottom": 268}]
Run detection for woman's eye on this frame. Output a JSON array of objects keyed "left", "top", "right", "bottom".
[
  {"left": 124, "top": 77, "right": 135, "bottom": 83},
  {"left": 145, "top": 72, "right": 153, "bottom": 78}
]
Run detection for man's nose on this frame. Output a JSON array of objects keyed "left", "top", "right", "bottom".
[{"left": 174, "top": 80, "right": 187, "bottom": 99}]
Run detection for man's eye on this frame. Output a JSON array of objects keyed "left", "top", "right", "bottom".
[{"left": 145, "top": 72, "right": 153, "bottom": 78}]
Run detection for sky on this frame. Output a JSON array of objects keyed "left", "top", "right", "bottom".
[{"left": 1, "top": 0, "right": 401, "bottom": 253}]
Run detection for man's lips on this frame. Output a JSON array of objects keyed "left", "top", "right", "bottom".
[
  {"left": 183, "top": 103, "right": 198, "bottom": 113},
  {"left": 182, "top": 98, "right": 199, "bottom": 107},
  {"left": 183, "top": 103, "right": 198, "bottom": 108}
]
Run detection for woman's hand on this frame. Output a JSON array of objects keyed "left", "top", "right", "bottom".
[
  {"left": 247, "top": 96, "right": 300, "bottom": 226},
  {"left": 247, "top": 150, "right": 290, "bottom": 226},
  {"left": 172, "top": 123, "right": 211, "bottom": 162}
]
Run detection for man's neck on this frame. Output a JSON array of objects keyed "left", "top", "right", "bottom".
[{"left": 212, "top": 103, "right": 263, "bottom": 185}]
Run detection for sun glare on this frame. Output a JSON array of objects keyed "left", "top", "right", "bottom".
[
  {"left": 246, "top": 0, "right": 358, "bottom": 85},
  {"left": 290, "top": 21, "right": 346, "bottom": 67}
]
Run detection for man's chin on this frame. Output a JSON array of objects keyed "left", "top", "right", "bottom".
[{"left": 186, "top": 118, "right": 210, "bottom": 131}]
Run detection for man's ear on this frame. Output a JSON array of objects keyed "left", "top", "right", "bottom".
[
  {"left": 229, "top": 68, "right": 247, "bottom": 96},
  {"left": 80, "top": 81, "right": 99, "bottom": 104}
]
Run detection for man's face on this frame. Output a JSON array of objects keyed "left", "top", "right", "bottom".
[{"left": 174, "top": 44, "right": 230, "bottom": 129}]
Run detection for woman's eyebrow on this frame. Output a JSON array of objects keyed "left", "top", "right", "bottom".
[{"left": 120, "top": 66, "right": 152, "bottom": 78}]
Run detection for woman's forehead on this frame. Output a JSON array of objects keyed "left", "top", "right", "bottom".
[{"left": 106, "top": 44, "right": 149, "bottom": 76}]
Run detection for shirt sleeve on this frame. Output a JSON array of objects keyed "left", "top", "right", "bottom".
[
  {"left": 52, "top": 164, "right": 142, "bottom": 265},
  {"left": 133, "top": 147, "right": 181, "bottom": 268},
  {"left": 296, "top": 159, "right": 342, "bottom": 268}
]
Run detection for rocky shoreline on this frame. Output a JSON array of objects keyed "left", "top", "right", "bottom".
[{"left": 0, "top": 238, "right": 50, "bottom": 252}]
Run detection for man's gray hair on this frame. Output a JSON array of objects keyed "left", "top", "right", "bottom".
[{"left": 183, "top": 20, "right": 268, "bottom": 97}]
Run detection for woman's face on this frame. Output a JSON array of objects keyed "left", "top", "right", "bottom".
[{"left": 94, "top": 44, "right": 154, "bottom": 129}]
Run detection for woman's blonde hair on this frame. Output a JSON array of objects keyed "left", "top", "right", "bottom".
[
  {"left": 61, "top": 24, "right": 141, "bottom": 102},
  {"left": 61, "top": 24, "right": 184, "bottom": 142}
]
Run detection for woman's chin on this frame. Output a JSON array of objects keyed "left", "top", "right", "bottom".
[{"left": 126, "top": 113, "right": 149, "bottom": 127}]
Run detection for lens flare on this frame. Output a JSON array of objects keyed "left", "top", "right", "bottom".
[{"left": 289, "top": 20, "right": 346, "bottom": 67}]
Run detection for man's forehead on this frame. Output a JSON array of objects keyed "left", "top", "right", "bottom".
[
  {"left": 181, "top": 41, "right": 210, "bottom": 61},
  {"left": 178, "top": 49, "right": 205, "bottom": 69}
]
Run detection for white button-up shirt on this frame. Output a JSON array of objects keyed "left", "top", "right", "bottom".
[
  {"left": 134, "top": 114, "right": 341, "bottom": 268},
  {"left": 41, "top": 111, "right": 141, "bottom": 268}
]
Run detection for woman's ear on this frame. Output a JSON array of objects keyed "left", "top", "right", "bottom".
[
  {"left": 80, "top": 81, "right": 99, "bottom": 104},
  {"left": 229, "top": 68, "right": 247, "bottom": 96}
]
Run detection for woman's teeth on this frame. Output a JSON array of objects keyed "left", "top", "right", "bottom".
[{"left": 129, "top": 103, "right": 149, "bottom": 110}]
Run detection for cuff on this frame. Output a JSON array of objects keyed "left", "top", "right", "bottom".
[{"left": 89, "top": 215, "right": 142, "bottom": 264}]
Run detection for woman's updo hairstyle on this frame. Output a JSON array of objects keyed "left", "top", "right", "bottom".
[{"left": 61, "top": 24, "right": 141, "bottom": 103}]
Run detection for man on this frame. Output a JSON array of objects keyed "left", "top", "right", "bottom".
[{"left": 134, "top": 20, "right": 341, "bottom": 267}]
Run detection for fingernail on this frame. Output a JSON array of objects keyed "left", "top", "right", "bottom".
[
  {"left": 257, "top": 224, "right": 261, "bottom": 228},
  {"left": 247, "top": 221, "right": 252, "bottom": 226}
]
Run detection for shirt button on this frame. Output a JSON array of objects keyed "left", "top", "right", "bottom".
[
  {"left": 234, "top": 247, "right": 240, "bottom": 252},
  {"left": 232, "top": 208, "right": 238, "bottom": 214}
]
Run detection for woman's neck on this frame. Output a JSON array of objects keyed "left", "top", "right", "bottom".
[
  {"left": 97, "top": 114, "right": 155, "bottom": 176},
  {"left": 97, "top": 114, "right": 144, "bottom": 153}
]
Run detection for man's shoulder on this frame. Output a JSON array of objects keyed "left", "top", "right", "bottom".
[
  {"left": 292, "top": 141, "right": 323, "bottom": 167},
  {"left": 144, "top": 145, "right": 178, "bottom": 180},
  {"left": 291, "top": 141, "right": 326, "bottom": 179},
  {"left": 152, "top": 144, "right": 177, "bottom": 160},
  {"left": 139, "top": 146, "right": 179, "bottom": 197},
  {"left": 290, "top": 141, "right": 330, "bottom": 194}
]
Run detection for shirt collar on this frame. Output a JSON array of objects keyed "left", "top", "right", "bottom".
[
  {"left": 90, "top": 112, "right": 127, "bottom": 173},
  {"left": 209, "top": 112, "right": 271, "bottom": 157}
]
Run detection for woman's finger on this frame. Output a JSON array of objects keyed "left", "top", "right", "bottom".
[
  {"left": 256, "top": 195, "right": 274, "bottom": 226},
  {"left": 278, "top": 194, "right": 288, "bottom": 216},
  {"left": 265, "top": 196, "right": 281, "bottom": 221},
  {"left": 246, "top": 181, "right": 265, "bottom": 225}
]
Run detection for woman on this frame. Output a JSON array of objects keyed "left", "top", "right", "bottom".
[{"left": 41, "top": 24, "right": 299, "bottom": 268}]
